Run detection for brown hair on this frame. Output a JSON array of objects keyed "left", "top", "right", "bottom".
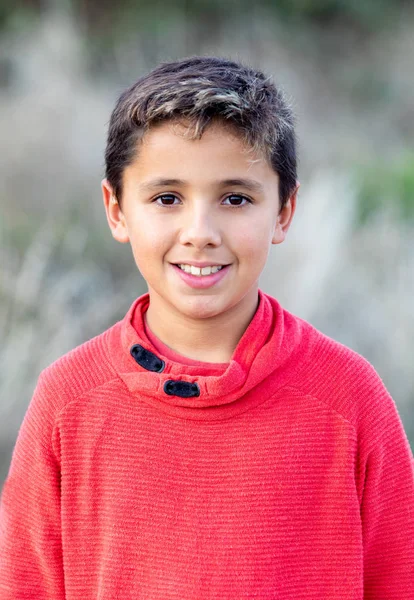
[{"left": 105, "top": 55, "right": 297, "bottom": 211}]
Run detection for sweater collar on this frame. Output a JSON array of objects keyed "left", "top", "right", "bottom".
[{"left": 107, "top": 289, "right": 302, "bottom": 419}]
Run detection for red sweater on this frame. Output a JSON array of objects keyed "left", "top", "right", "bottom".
[{"left": 1, "top": 290, "right": 413, "bottom": 599}]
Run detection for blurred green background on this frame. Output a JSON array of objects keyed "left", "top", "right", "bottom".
[{"left": 1, "top": 0, "right": 413, "bottom": 484}]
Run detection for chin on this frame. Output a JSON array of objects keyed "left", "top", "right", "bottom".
[{"left": 178, "top": 296, "right": 230, "bottom": 320}]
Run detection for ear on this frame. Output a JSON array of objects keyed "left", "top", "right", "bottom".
[
  {"left": 272, "top": 181, "right": 300, "bottom": 245},
  {"left": 101, "top": 179, "right": 130, "bottom": 244}
]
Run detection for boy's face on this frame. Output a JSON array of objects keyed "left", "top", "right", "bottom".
[{"left": 102, "top": 120, "right": 297, "bottom": 322}]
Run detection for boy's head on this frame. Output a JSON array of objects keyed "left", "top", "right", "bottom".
[
  {"left": 104, "top": 55, "right": 297, "bottom": 212},
  {"left": 102, "top": 56, "right": 299, "bottom": 324}
]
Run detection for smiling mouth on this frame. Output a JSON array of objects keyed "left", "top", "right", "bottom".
[
  {"left": 172, "top": 264, "right": 231, "bottom": 277},
  {"left": 176, "top": 264, "right": 224, "bottom": 276}
]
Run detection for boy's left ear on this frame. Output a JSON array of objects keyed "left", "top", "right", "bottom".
[{"left": 272, "top": 181, "right": 300, "bottom": 245}]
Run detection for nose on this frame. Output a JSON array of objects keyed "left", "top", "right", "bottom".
[{"left": 178, "top": 205, "right": 222, "bottom": 249}]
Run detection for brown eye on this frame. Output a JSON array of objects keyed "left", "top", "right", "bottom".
[
  {"left": 222, "top": 194, "right": 251, "bottom": 207},
  {"left": 154, "top": 194, "right": 180, "bottom": 206}
]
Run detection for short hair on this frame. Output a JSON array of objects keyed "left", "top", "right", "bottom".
[{"left": 105, "top": 55, "right": 297, "bottom": 211}]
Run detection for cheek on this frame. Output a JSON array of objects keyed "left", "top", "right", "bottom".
[
  {"left": 234, "top": 219, "right": 274, "bottom": 261},
  {"left": 128, "top": 216, "right": 172, "bottom": 259}
]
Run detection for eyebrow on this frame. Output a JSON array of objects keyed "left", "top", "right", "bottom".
[{"left": 138, "top": 177, "right": 265, "bottom": 194}]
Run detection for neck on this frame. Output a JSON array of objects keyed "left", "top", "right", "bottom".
[{"left": 145, "top": 289, "right": 260, "bottom": 363}]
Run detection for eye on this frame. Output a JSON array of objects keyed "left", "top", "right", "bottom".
[
  {"left": 153, "top": 193, "right": 252, "bottom": 207},
  {"left": 154, "top": 194, "right": 181, "bottom": 206},
  {"left": 222, "top": 194, "right": 252, "bottom": 207}
]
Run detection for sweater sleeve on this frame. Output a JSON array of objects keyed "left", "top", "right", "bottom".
[
  {"left": 0, "top": 371, "right": 65, "bottom": 599},
  {"left": 359, "top": 378, "right": 414, "bottom": 599}
]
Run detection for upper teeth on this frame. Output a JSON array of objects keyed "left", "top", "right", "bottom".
[{"left": 179, "top": 264, "right": 223, "bottom": 276}]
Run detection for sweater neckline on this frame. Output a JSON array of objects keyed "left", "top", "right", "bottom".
[
  {"left": 107, "top": 289, "right": 302, "bottom": 420},
  {"left": 142, "top": 314, "right": 228, "bottom": 372}
]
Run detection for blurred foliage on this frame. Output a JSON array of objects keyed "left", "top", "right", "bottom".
[
  {"left": 355, "top": 152, "right": 414, "bottom": 225},
  {"left": 0, "top": 0, "right": 41, "bottom": 32},
  {"left": 2, "top": 198, "right": 137, "bottom": 284},
  {"left": 0, "top": 0, "right": 410, "bottom": 35}
]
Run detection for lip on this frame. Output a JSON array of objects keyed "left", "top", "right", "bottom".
[
  {"left": 171, "top": 263, "right": 231, "bottom": 289},
  {"left": 171, "top": 261, "right": 229, "bottom": 268}
]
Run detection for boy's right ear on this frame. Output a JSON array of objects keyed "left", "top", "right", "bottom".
[{"left": 101, "top": 179, "right": 130, "bottom": 244}]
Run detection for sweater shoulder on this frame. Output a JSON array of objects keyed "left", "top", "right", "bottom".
[
  {"left": 12, "top": 320, "right": 123, "bottom": 460},
  {"left": 36, "top": 320, "right": 122, "bottom": 418},
  {"left": 299, "top": 315, "right": 379, "bottom": 383},
  {"left": 288, "top": 312, "right": 396, "bottom": 439}
]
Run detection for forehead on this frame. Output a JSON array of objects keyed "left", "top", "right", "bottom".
[
  {"left": 125, "top": 119, "right": 276, "bottom": 187},
  {"left": 141, "top": 119, "right": 258, "bottom": 159}
]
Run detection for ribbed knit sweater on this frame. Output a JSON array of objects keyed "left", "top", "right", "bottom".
[{"left": 0, "top": 290, "right": 413, "bottom": 599}]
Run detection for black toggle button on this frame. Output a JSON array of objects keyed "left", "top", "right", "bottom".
[
  {"left": 130, "top": 344, "right": 165, "bottom": 373},
  {"left": 164, "top": 380, "right": 200, "bottom": 398}
]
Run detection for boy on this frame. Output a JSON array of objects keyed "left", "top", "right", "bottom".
[{"left": 0, "top": 55, "right": 413, "bottom": 599}]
